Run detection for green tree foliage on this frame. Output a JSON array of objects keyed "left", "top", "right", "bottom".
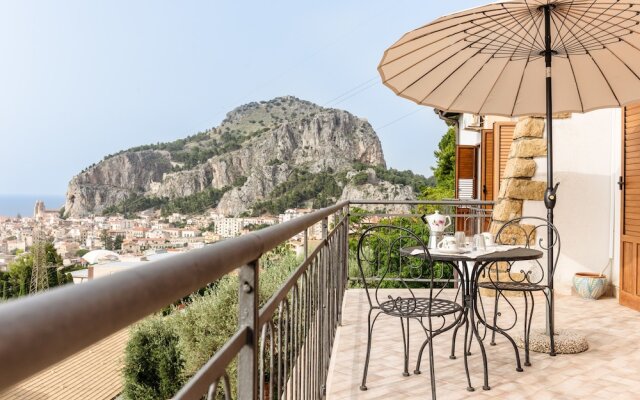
[
  {"left": 1, "top": 242, "right": 65, "bottom": 299},
  {"left": 114, "top": 235, "right": 124, "bottom": 251},
  {"left": 104, "top": 187, "right": 230, "bottom": 217},
  {"left": 160, "top": 187, "right": 230, "bottom": 216},
  {"left": 252, "top": 168, "right": 342, "bottom": 215},
  {"left": 123, "top": 318, "right": 185, "bottom": 400},
  {"left": 7, "top": 254, "right": 32, "bottom": 297},
  {"left": 348, "top": 163, "right": 433, "bottom": 193},
  {"left": 76, "top": 249, "right": 90, "bottom": 257},
  {"left": 122, "top": 249, "right": 299, "bottom": 399},
  {"left": 422, "top": 126, "right": 455, "bottom": 201},
  {"left": 100, "top": 229, "right": 114, "bottom": 250},
  {"left": 432, "top": 126, "right": 456, "bottom": 188}
]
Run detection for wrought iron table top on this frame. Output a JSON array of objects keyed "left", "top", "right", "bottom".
[{"left": 400, "top": 246, "right": 543, "bottom": 263}]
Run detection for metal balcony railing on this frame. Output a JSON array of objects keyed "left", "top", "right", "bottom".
[{"left": 0, "top": 199, "right": 492, "bottom": 399}]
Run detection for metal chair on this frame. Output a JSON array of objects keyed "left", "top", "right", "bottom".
[
  {"left": 476, "top": 216, "right": 560, "bottom": 368},
  {"left": 356, "top": 225, "right": 463, "bottom": 399}
]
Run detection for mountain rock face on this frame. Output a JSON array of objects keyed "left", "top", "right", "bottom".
[
  {"left": 339, "top": 169, "right": 415, "bottom": 214},
  {"left": 64, "top": 96, "right": 416, "bottom": 217}
]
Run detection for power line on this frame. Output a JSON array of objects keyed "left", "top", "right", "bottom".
[
  {"left": 322, "top": 77, "right": 379, "bottom": 107},
  {"left": 376, "top": 108, "right": 425, "bottom": 131}
]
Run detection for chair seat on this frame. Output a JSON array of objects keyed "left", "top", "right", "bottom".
[
  {"left": 379, "top": 297, "right": 463, "bottom": 317},
  {"left": 477, "top": 280, "right": 546, "bottom": 292}
]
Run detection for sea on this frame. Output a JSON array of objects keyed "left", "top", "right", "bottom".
[{"left": 0, "top": 195, "right": 66, "bottom": 218}]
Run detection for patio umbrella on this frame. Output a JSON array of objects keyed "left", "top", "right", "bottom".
[{"left": 379, "top": 0, "right": 640, "bottom": 353}]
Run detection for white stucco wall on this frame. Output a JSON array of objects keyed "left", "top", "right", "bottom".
[{"left": 522, "top": 109, "right": 621, "bottom": 294}]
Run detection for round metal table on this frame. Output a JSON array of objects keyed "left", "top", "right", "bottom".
[{"left": 401, "top": 246, "right": 543, "bottom": 392}]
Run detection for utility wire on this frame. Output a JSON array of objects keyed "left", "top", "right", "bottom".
[
  {"left": 322, "top": 77, "right": 379, "bottom": 107},
  {"left": 376, "top": 108, "right": 425, "bottom": 131}
]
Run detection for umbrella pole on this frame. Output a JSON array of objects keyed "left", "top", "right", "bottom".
[{"left": 543, "top": 5, "right": 558, "bottom": 356}]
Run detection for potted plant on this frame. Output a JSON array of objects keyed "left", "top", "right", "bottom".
[{"left": 573, "top": 272, "right": 608, "bottom": 300}]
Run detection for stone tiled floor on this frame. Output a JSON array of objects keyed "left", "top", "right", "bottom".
[{"left": 326, "top": 289, "right": 640, "bottom": 400}]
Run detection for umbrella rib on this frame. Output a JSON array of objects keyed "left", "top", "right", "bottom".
[
  {"left": 551, "top": 0, "right": 576, "bottom": 50},
  {"left": 549, "top": 6, "right": 586, "bottom": 113},
  {"left": 501, "top": 3, "right": 545, "bottom": 54},
  {"left": 510, "top": 57, "right": 530, "bottom": 117},
  {"left": 467, "top": 10, "right": 540, "bottom": 56},
  {"left": 445, "top": 55, "right": 497, "bottom": 111},
  {"left": 386, "top": 4, "right": 512, "bottom": 51},
  {"left": 417, "top": 49, "right": 485, "bottom": 105},
  {"left": 554, "top": 0, "right": 599, "bottom": 47},
  {"left": 604, "top": 45, "right": 640, "bottom": 90},
  {"left": 475, "top": 59, "right": 513, "bottom": 115},
  {"left": 389, "top": 45, "right": 472, "bottom": 95},
  {"left": 559, "top": 4, "right": 633, "bottom": 51},
  {"left": 380, "top": 11, "right": 529, "bottom": 67},
  {"left": 479, "top": 7, "right": 540, "bottom": 56},
  {"left": 554, "top": 0, "right": 601, "bottom": 50},
  {"left": 465, "top": 10, "right": 540, "bottom": 49},
  {"left": 380, "top": 41, "right": 469, "bottom": 86},
  {"left": 381, "top": 10, "right": 536, "bottom": 85},
  {"left": 587, "top": 50, "right": 621, "bottom": 106},
  {"left": 566, "top": 54, "right": 585, "bottom": 113},
  {"left": 523, "top": 0, "right": 546, "bottom": 48}
]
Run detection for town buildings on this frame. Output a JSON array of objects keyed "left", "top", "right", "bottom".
[{"left": 0, "top": 202, "right": 321, "bottom": 280}]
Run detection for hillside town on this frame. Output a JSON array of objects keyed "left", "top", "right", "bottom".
[{"left": 0, "top": 200, "right": 325, "bottom": 277}]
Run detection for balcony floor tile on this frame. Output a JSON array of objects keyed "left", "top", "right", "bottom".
[{"left": 327, "top": 289, "right": 640, "bottom": 400}]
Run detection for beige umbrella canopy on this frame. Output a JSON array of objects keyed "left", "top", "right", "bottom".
[
  {"left": 379, "top": 0, "right": 640, "bottom": 117},
  {"left": 378, "top": 0, "right": 640, "bottom": 356}
]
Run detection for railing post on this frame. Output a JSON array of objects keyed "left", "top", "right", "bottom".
[
  {"left": 238, "top": 259, "right": 259, "bottom": 400},
  {"left": 339, "top": 205, "right": 349, "bottom": 326},
  {"left": 304, "top": 228, "right": 309, "bottom": 259}
]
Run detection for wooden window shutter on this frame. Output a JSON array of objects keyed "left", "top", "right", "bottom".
[
  {"left": 620, "top": 103, "right": 640, "bottom": 311},
  {"left": 455, "top": 145, "right": 477, "bottom": 200},
  {"left": 455, "top": 145, "right": 478, "bottom": 234},
  {"left": 493, "top": 122, "right": 516, "bottom": 199},
  {"left": 480, "top": 129, "right": 494, "bottom": 201}
]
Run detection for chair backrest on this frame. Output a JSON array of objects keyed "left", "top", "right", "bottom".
[
  {"left": 493, "top": 216, "right": 561, "bottom": 286},
  {"left": 356, "top": 224, "right": 439, "bottom": 315}
]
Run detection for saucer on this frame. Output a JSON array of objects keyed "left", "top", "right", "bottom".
[{"left": 437, "top": 248, "right": 466, "bottom": 254}]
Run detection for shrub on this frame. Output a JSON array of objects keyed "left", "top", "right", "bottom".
[
  {"left": 122, "top": 250, "right": 299, "bottom": 398},
  {"left": 123, "top": 317, "right": 185, "bottom": 400}
]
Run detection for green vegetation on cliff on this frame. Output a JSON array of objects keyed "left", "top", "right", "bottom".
[
  {"left": 103, "top": 187, "right": 230, "bottom": 217},
  {"left": 251, "top": 168, "right": 343, "bottom": 215}
]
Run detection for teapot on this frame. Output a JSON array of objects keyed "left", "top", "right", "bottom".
[{"left": 424, "top": 210, "right": 452, "bottom": 233}]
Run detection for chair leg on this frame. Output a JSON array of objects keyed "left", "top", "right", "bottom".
[
  {"left": 490, "top": 290, "right": 499, "bottom": 346},
  {"left": 401, "top": 317, "right": 410, "bottom": 377},
  {"left": 414, "top": 335, "right": 429, "bottom": 374},
  {"left": 428, "top": 332, "right": 437, "bottom": 400},
  {"left": 449, "top": 312, "right": 466, "bottom": 360},
  {"left": 523, "top": 292, "right": 532, "bottom": 367},
  {"left": 360, "top": 308, "right": 378, "bottom": 391},
  {"left": 474, "top": 287, "right": 523, "bottom": 373},
  {"left": 525, "top": 292, "right": 535, "bottom": 366}
]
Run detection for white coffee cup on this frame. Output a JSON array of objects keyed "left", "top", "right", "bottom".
[
  {"left": 438, "top": 236, "right": 458, "bottom": 250},
  {"left": 481, "top": 232, "right": 494, "bottom": 246},
  {"left": 454, "top": 231, "right": 466, "bottom": 248}
]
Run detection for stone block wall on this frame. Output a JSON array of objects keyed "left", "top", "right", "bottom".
[{"left": 490, "top": 116, "right": 547, "bottom": 244}]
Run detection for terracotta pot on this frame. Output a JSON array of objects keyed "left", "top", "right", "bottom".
[{"left": 573, "top": 272, "right": 607, "bottom": 300}]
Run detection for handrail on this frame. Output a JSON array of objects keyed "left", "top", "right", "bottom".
[
  {"left": 258, "top": 212, "right": 346, "bottom": 327},
  {"left": 349, "top": 199, "right": 495, "bottom": 205},
  {"left": 0, "top": 201, "right": 348, "bottom": 391}
]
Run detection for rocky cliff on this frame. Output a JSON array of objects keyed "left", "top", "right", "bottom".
[{"left": 65, "top": 96, "right": 421, "bottom": 217}]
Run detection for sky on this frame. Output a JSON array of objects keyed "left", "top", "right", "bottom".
[{"left": 0, "top": 0, "right": 487, "bottom": 196}]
